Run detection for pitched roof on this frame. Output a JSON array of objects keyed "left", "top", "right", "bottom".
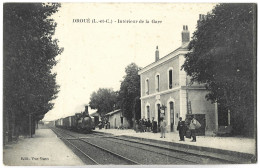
[
  {"left": 90, "top": 111, "right": 99, "bottom": 117},
  {"left": 138, "top": 42, "right": 190, "bottom": 75},
  {"left": 105, "top": 109, "right": 121, "bottom": 116}
]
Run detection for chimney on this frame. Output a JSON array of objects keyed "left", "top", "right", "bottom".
[
  {"left": 181, "top": 25, "right": 190, "bottom": 45},
  {"left": 197, "top": 14, "right": 206, "bottom": 27},
  {"left": 155, "top": 46, "right": 159, "bottom": 62}
]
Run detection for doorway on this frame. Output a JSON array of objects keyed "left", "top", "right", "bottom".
[
  {"left": 157, "top": 104, "right": 161, "bottom": 126},
  {"left": 170, "top": 102, "right": 174, "bottom": 132},
  {"left": 114, "top": 118, "right": 116, "bottom": 128},
  {"left": 121, "top": 117, "right": 123, "bottom": 125},
  {"left": 146, "top": 106, "right": 150, "bottom": 119},
  {"left": 218, "top": 104, "right": 228, "bottom": 126}
]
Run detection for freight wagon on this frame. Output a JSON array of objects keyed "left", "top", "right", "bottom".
[{"left": 55, "top": 106, "right": 95, "bottom": 133}]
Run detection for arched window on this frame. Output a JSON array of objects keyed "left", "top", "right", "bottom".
[
  {"left": 155, "top": 73, "right": 160, "bottom": 92},
  {"left": 145, "top": 78, "right": 149, "bottom": 95},
  {"left": 168, "top": 68, "right": 173, "bottom": 89}
]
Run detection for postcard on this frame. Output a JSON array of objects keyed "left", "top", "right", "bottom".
[{"left": 2, "top": 2, "right": 257, "bottom": 166}]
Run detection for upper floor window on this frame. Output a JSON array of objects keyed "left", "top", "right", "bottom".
[
  {"left": 155, "top": 74, "right": 160, "bottom": 92},
  {"left": 145, "top": 78, "right": 149, "bottom": 95},
  {"left": 169, "top": 69, "right": 173, "bottom": 89}
]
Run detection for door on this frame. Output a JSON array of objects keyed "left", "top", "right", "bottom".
[
  {"left": 157, "top": 104, "right": 161, "bottom": 128},
  {"left": 114, "top": 118, "right": 116, "bottom": 128},
  {"left": 121, "top": 117, "right": 123, "bottom": 125},
  {"left": 170, "top": 102, "right": 174, "bottom": 132},
  {"left": 146, "top": 106, "right": 150, "bottom": 119},
  {"left": 218, "top": 104, "right": 228, "bottom": 126}
]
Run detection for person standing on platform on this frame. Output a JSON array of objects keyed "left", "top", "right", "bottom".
[
  {"left": 139, "top": 119, "right": 144, "bottom": 132},
  {"left": 160, "top": 118, "right": 167, "bottom": 138},
  {"left": 143, "top": 119, "right": 147, "bottom": 132},
  {"left": 152, "top": 117, "right": 157, "bottom": 133},
  {"left": 147, "top": 118, "right": 151, "bottom": 132},
  {"left": 141, "top": 118, "right": 146, "bottom": 132},
  {"left": 177, "top": 117, "right": 186, "bottom": 141},
  {"left": 135, "top": 120, "right": 139, "bottom": 132},
  {"left": 189, "top": 116, "right": 200, "bottom": 142}
]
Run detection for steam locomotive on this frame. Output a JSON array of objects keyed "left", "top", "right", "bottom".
[{"left": 55, "top": 106, "right": 95, "bottom": 133}]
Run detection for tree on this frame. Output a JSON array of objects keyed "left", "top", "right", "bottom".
[
  {"left": 3, "top": 3, "right": 63, "bottom": 141},
  {"left": 182, "top": 4, "right": 256, "bottom": 136},
  {"left": 89, "top": 88, "right": 118, "bottom": 118},
  {"left": 118, "top": 63, "right": 141, "bottom": 127}
]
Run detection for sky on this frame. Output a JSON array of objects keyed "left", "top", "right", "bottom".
[{"left": 43, "top": 3, "right": 216, "bottom": 121}]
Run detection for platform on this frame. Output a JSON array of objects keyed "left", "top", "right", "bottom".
[
  {"left": 94, "top": 128, "right": 256, "bottom": 156},
  {"left": 3, "top": 128, "right": 84, "bottom": 166}
]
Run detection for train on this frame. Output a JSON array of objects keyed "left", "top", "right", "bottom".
[{"left": 55, "top": 105, "right": 95, "bottom": 133}]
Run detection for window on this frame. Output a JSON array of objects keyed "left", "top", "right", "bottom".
[
  {"left": 156, "top": 74, "right": 160, "bottom": 92},
  {"left": 145, "top": 79, "right": 149, "bottom": 95},
  {"left": 169, "top": 70, "right": 173, "bottom": 89}
]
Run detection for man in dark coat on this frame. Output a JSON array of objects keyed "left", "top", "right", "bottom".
[
  {"left": 151, "top": 117, "right": 157, "bottom": 133},
  {"left": 147, "top": 118, "right": 151, "bottom": 132},
  {"left": 177, "top": 117, "right": 186, "bottom": 141}
]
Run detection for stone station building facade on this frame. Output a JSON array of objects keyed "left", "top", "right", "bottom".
[{"left": 138, "top": 24, "right": 218, "bottom": 134}]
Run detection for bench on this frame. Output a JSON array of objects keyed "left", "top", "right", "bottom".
[{"left": 214, "top": 125, "right": 233, "bottom": 136}]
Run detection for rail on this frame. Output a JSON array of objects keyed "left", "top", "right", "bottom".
[
  {"left": 52, "top": 127, "right": 140, "bottom": 165},
  {"left": 51, "top": 128, "right": 99, "bottom": 164}
]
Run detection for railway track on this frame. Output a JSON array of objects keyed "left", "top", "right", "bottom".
[
  {"left": 92, "top": 132, "right": 241, "bottom": 164},
  {"left": 90, "top": 132, "right": 234, "bottom": 164},
  {"left": 52, "top": 127, "right": 140, "bottom": 165},
  {"left": 51, "top": 128, "right": 98, "bottom": 164},
  {"left": 51, "top": 127, "right": 238, "bottom": 164}
]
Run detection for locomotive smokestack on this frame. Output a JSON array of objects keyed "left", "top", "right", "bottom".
[{"left": 85, "top": 105, "right": 89, "bottom": 115}]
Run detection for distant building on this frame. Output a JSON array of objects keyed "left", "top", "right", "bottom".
[
  {"left": 138, "top": 23, "right": 219, "bottom": 134},
  {"left": 90, "top": 111, "right": 100, "bottom": 127},
  {"left": 105, "top": 109, "right": 130, "bottom": 129}
]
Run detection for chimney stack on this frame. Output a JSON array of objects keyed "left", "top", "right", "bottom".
[
  {"left": 155, "top": 46, "right": 159, "bottom": 62},
  {"left": 182, "top": 25, "right": 190, "bottom": 45},
  {"left": 197, "top": 14, "right": 206, "bottom": 27}
]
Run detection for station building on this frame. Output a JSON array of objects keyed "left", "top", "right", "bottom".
[
  {"left": 105, "top": 109, "right": 130, "bottom": 129},
  {"left": 90, "top": 111, "right": 100, "bottom": 127},
  {"left": 138, "top": 24, "right": 219, "bottom": 135}
]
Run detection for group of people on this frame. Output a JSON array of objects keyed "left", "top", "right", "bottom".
[
  {"left": 135, "top": 116, "right": 201, "bottom": 142},
  {"left": 161, "top": 116, "right": 201, "bottom": 141},
  {"left": 98, "top": 119, "right": 110, "bottom": 129},
  {"left": 135, "top": 117, "right": 158, "bottom": 133},
  {"left": 177, "top": 116, "right": 201, "bottom": 142},
  {"left": 134, "top": 117, "right": 168, "bottom": 139}
]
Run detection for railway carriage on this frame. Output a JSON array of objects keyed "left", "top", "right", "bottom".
[
  {"left": 55, "top": 118, "right": 64, "bottom": 128},
  {"left": 55, "top": 106, "right": 94, "bottom": 133}
]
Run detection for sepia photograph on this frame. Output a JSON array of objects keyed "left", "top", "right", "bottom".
[{"left": 2, "top": 1, "right": 257, "bottom": 166}]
